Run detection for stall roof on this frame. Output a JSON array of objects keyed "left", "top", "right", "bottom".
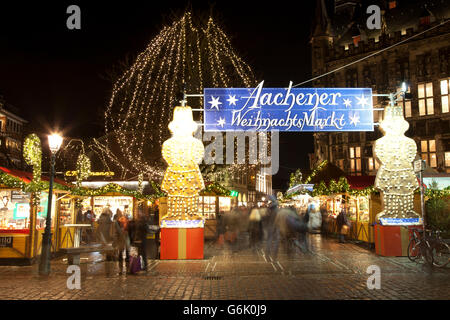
[
  {"left": 345, "top": 175, "right": 376, "bottom": 190},
  {"left": 0, "top": 166, "right": 73, "bottom": 188}
]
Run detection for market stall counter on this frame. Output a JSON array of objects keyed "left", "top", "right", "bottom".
[{"left": 0, "top": 167, "right": 73, "bottom": 265}]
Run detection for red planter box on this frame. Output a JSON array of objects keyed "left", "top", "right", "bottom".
[
  {"left": 160, "top": 228, "right": 204, "bottom": 260},
  {"left": 374, "top": 225, "right": 420, "bottom": 257}
]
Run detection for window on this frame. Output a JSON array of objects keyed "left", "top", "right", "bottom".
[
  {"left": 338, "top": 159, "right": 344, "bottom": 171},
  {"left": 345, "top": 69, "right": 358, "bottom": 87},
  {"left": 421, "top": 139, "right": 437, "bottom": 168},
  {"left": 349, "top": 146, "right": 361, "bottom": 174},
  {"left": 397, "top": 85, "right": 412, "bottom": 117},
  {"left": 418, "top": 82, "right": 434, "bottom": 115},
  {"left": 440, "top": 78, "right": 450, "bottom": 113},
  {"left": 368, "top": 157, "right": 374, "bottom": 171},
  {"left": 445, "top": 152, "right": 450, "bottom": 168}
]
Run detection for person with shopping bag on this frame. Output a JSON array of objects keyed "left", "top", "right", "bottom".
[{"left": 336, "top": 200, "right": 351, "bottom": 243}]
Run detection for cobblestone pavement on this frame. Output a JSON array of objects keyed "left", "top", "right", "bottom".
[{"left": 0, "top": 234, "right": 449, "bottom": 300}]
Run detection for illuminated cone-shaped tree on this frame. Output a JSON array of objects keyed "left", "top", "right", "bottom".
[{"left": 92, "top": 11, "right": 256, "bottom": 180}]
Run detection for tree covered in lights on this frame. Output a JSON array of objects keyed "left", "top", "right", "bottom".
[{"left": 91, "top": 11, "right": 258, "bottom": 181}]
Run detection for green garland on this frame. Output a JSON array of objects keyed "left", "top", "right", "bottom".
[
  {"left": 71, "top": 183, "right": 155, "bottom": 200},
  {"left": 289, "top": 169, "right": 302, "bottom": 188},
  {"left": 0, "top": 171, "right": 70, "bottom": 194},
  {"left": 303, "top": 160, "right": 328, "bottom": 184},
  {"left": 202, "top": 181, "right": 231, "bottom": 196},
  {"left": 285, "top": 176, "right": 377, "bottom": 199},
  {"left": 150, "top": 181, "right": 166, "bottom": 198}
]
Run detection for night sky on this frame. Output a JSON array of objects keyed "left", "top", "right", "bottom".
[{"left": 0, "top": 0, "right": 318, "bottom": 189}]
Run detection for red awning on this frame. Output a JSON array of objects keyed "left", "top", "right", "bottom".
[
  {"left": 0, "top": 166, "right": 73, "bottom": 189},
  {"left": 345, "top": 175, "right": 376, "bottom": 190}
]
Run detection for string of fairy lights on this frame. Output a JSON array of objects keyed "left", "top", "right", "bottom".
[{"left": 91, "top": 11, "right": 263, "bottom": 183}]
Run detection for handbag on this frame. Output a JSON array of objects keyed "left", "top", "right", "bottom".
[
  {"left": 224, "top": 231, "right": 237, "bottom": 242},
  {"left": 217, "top": 234, "right": 225, "bottom": 246},
  {"left": 341, "top": 224, "right": 349, "bottom": 235},
  {"left": 129, "top": 255, "right": 142, "bottom": 274}
]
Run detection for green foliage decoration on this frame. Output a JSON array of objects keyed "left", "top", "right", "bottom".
[
  {"left": 202, "top": 181, "right": 231, "bottom": 196},
  {"left": 76, "top": 153, "right": 91, "bottom": 188}
]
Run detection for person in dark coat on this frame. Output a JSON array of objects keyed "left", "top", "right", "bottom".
[
  {"left": 216, "top": 211, "right": 226, "bottom": 248},
  {"left": 248, "top": 207, "right": 263, "bottom": 250},
  {"left": 76, "top": 208, "right": 84, "bottom": 224},
  {"left": 135, "top": 213, "right": 155, "bottom": 272},
  {"left": 264, "top": 196, "right": 280, "bottom": 259},
  {"left": 97, "top": 208, "right": 112, "bottom": 245},
  {"left": 336, "top": 200, "right": 350, "bottom": 243}
]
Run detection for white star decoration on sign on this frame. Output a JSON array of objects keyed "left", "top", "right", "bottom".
[
  {"left": 227, "top": 95, "right": 238, "bottom": 106},
  {"left": 349, "top": 113, "right": 360, "bottom": 126},
  {"left": 208, "top": 96, "right": 222, "bottom": 110},
  {"left": 356, "top": 94, "right": 369, "bottom": 107},
  {"left": 217, "top": 117, "right": 226, "bottom": 128},
  {"left": 343, "top": 98, "right": 352, "bottom": 108}
]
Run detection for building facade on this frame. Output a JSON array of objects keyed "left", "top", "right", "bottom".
[
  {"left": 310, "top": 0, "right": 450, "bottom": 175},
  {"left": 0, "top": 97, "right": 27, "bottom": 169}
]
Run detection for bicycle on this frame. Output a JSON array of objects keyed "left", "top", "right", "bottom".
[
  {"left": 407, "top": 227, "right": 434, "bottom": 266},
  {"left": 428, "top": 230, "right": 450, "bottom": 268}
]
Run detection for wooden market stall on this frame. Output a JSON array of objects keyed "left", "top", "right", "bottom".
[
  {"left": 319, "top": 175, "right": 422, "bottom": 245},
  {"left": 319, "top": 176, "right": 378, "bottom": 243},
  {"left": 157, "top": 193, "right": 233, "bottom": 240},
  {"left": 0, "top": 167, "right": 75, "bottom": 265},
  {"left": 199, "top": 192, "right": 232, "bottom": 239}
]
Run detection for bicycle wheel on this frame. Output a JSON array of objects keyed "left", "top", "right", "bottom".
[
  {"left": 407, "top": 238, "right": 420, "bottom": 262},
  {"left": 432, "top": 242, "right": 450, "bottom": 268},
  {"left": 422, "top": 242, "right": 434, "bottom": 267}
]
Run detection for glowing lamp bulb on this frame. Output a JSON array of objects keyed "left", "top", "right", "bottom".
[{"left": 48, "top": 133, "right": 63, "bottom": 153}]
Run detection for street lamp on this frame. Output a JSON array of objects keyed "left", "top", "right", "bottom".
[{"left": 39, "top": 133, "right": 63, "bottom": 275}]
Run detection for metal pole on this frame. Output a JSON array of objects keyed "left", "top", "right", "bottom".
[
  {"left": 419, "top": 164, "right": 426, "bottom": 238},
  {"left": 39, "top": 152, "right": 55, "bottom": 275}
]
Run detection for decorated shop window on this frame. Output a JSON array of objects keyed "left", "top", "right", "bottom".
[
  {"left": 199, "top": 196, "right": 215, "bottom": 219},
  {"left": 92, "top": 196, "right": 133, "bottom": 220},
  {"left": 358, "top": 196, "right": 370, "bottom": 223},
  {"left": 218, "top": 197, "right": 231, "bottom": 213},
  {"left": 36, "top": 191, "right": 57, "bottom": 229},
  {"left": 0, "top": 190, "right": 31, "bottom": 230}
]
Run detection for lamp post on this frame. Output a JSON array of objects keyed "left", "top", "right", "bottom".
[{"left": 39, "top": 133, "right": 63, "bottom": 275}]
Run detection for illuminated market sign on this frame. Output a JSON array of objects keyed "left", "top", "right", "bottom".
[
  {"left": 204, "top": 81, "right": 374, "bottom": 132},
  {"left": 229, "top": 190, "right": 239, "bottom": 197},
  {"left": 0, "top": 236, "right": 13, "bottom": 248},
  {"left": 286, "top": 184, "right": 314, "bottom": 195},
  {"left": 65, "top": 171, "right": 115, "bottom": 177}
]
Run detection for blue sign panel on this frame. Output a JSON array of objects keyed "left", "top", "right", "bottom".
[
  {"left": 204, "top": 81, "right": 374, "bottom": 132},
  {"left": 379, "top": 218, "right": 422, "bottom": 226}
]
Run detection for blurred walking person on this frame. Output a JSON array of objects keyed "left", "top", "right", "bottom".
[
  {"left": 336, "top": 200, "right": 350, "bottom": 243},
  {"left": 216, "top": 211, "right": 226, "bottom": 249},
  {"left": 264, "top": 196, "right": 280, "bottom": 260},
  {"left": 135, "top": 212, "right": 155, "bottom": 272},
  {"left": 248, "top": 207, "right": 263, "bottom": 251},
  {"left": 225, "top": 206, "right": 239, "bottom": 252},
  {"left": 97, "top": 207, "right": 112, "bottom": 245},
  {"left": 112, "top": 211, "right": 129, "bottom": 274},
  {"left": 236, "top": 205, "right": 250, "bottom": 250}
]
